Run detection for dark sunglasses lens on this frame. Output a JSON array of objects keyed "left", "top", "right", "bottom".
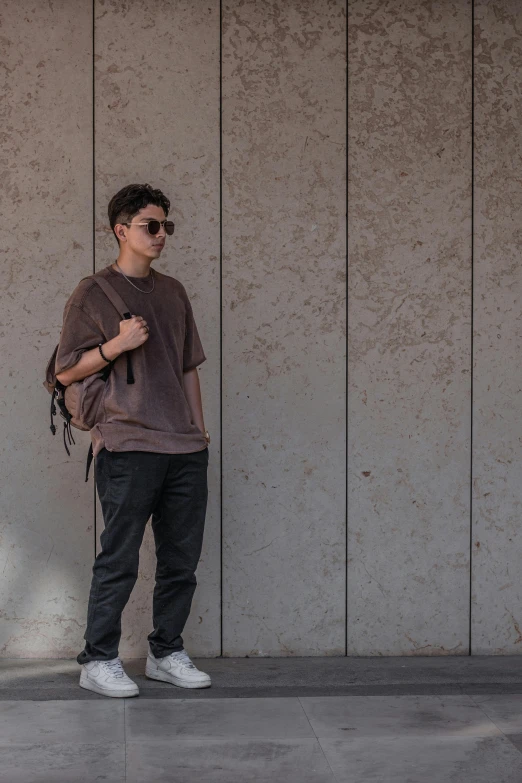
[
  {"left": 147, "top": 220, "right": 161, "bottom": 235},
  {"left": 165, "top": 221, "right": 175, "bottom": 235}
]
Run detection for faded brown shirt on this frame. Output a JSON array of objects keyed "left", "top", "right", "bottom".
[{"left": 55, "top": 264, "right": 208, "bottom": 458}]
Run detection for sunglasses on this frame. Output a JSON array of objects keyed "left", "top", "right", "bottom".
[{"left": 123, "top": 219, "right": 175, "bottom": 236}]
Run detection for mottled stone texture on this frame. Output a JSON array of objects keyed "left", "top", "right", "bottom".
[
  {"left": 94, "top": 0, "right": 220, "bottom": 657},
  {"left": 472, "top": 1, "right": 522, "bottom": 654},
  {"left": 348, "top": 1, "right": 472, "bottom": 655},
  {"left": 4, "top": 0, "right": 522, "bottom": 661},
  {"left": 0, "top": 1, "right": 94, "bottom": 656},
  {"left": 222, "top": 0, "right": 347, "bottom": 655}
]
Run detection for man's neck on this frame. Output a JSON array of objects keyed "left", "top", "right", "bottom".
[{"left": 112, "top": 255, "right": 152, "bottom": 279}]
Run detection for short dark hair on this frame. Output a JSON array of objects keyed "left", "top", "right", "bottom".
[{"left": 108, "top": 183, "right": 171, "bottom": 244}]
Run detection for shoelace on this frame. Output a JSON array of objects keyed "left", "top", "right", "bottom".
[
  {"left": 102, "top": 658, "right": 125, "bottom": 678},
  {"left": 169, "top": 650, "right": 196, "bottom": 670}
]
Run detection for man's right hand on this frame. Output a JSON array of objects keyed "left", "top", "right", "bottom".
[{"left": 116, "top": 315, "right": 149, "bottom": 352}]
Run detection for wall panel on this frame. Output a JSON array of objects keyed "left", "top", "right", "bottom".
[
  {"left": 0, "top": 0, "right": 94, "bottom": 656},
  {"left": 472, "top": 0, "right": 522, "bottom": 654},
  {"left": 222, "top": 0, "right": 347, "bottom": 656},
  {"left": 348, "top": 0, "right": 472, "bottom": 655},
  {"left": 94, "top": 0, "right": 221, "bottom": 657}
]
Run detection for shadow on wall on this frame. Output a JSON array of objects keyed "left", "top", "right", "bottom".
[{"left": 1, "top": 419, "right": 94, "bottom": 659}]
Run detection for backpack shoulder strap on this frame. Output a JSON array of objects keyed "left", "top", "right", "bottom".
[
  {"left": 91, "top": 267, "right": 132, "bottom": 318},
  {"left": 91, "top": 267, "right": 135, "bottom": 385}
]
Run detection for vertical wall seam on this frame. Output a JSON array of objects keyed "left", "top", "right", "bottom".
[
  {"left": 345, "top": 0, "right": 349, "bottom": 658},
  {"left": 219, "top": 0, "right": 223, "bottom": 658},
  {"left": 469, "top": 0, "right": 474, "bottom": 656},
  {"left": 92, "top": 0, "right": 97, "bottom": 560}
]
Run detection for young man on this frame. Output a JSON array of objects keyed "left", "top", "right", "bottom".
[{"left": 55, "top": 183, "right": 211, "bottom": 698}]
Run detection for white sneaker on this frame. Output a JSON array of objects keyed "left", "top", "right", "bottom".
[
  {"left": 79, "top": 657, "right": 139, "bottom": 698},
  {"left": 145, "top": 647, "right": 211, "bottom": 689}
]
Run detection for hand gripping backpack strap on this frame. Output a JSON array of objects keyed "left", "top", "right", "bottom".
[{"left": 92, "top": 271, "right": 135, "bottom": 384}]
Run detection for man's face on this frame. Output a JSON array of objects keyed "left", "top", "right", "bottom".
[{"left": 115, "top": 204, "right": 167, "bottom": 259}]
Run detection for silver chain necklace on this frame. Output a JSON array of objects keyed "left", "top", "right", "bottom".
[{"left": 114, "top": 261, "right": 155, "bottom": 293}]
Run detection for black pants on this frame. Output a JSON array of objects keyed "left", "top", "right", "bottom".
[{"left": 76, "top": 447, "right": 209, "bottom": 665}]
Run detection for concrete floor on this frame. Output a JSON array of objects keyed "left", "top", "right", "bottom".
[{"left": 2, "top": 655, "right": 522, "bottom": 781}]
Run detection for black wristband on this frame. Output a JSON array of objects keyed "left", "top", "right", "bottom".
[{"left": 98, "top": 343, "right": 111, "bottom": 364}]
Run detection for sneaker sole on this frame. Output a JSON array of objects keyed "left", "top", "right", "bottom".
[
  {"left": 79, "top": 671, "right": 139, "bottom": 698},
  {"left": 145, "top": 660, "right": 211, "bottom": 689}
]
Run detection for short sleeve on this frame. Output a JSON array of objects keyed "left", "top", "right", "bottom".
[
  {"left": 182, "top": 289, "right": 207, "bottom": 372},
  {"left": 55, "top": 303, "right": 105, "bottom": 375}
]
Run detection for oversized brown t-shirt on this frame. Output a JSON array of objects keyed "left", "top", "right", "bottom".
[{"left": 55, "top": 264, "right": 208, "bottom": 458}]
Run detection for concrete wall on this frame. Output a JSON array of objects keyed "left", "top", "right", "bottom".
[
  {"left": 348, "top": 0, "right": 472, "bottom": 655},
  {"left": 1, "top": 0, "right": 521, "bottom": 658}
]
